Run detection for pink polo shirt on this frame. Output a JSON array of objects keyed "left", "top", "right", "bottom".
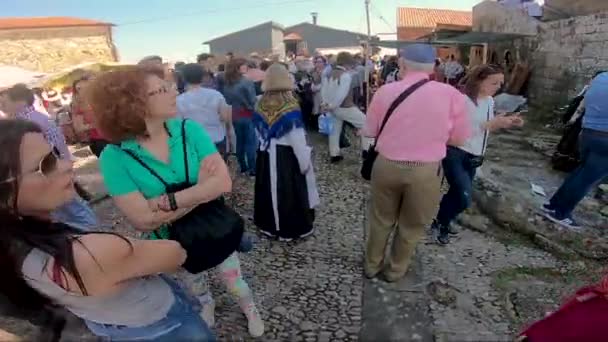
[{"left": 364, "top": 72, "right": 470, "bottom": 162}]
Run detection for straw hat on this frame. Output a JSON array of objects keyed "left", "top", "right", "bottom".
[{"left": 262, "top": 63, "right": 294, "bottom": 92}]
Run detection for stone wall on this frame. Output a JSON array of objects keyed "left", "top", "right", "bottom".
[
  {"left": 544, "top": 0, "right": 608, "bottom": 21},
  {"left": 528, "top": 12, "right": 608, "bottom": 108},
  {"left": 473, "top": 0, "right": 540, "bottom": 35},
  {"left": 0, "top": 26, "right": 117, "bottom": 73}
]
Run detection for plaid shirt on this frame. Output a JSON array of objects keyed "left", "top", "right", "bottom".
[{"left": 16, "top": 106, "right": 72, "bottom": 160}]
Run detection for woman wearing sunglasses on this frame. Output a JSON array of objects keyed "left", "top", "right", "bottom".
[{"left": 0, "top": 119, "right": 215, "bottom": 341}]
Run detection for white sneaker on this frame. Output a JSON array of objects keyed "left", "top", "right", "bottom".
[
  {"left": 199, "top": 297, "right": 215, "bottom": 328},
  {"left": 245, "top": 304, "right": 264, "bottom": 337}
]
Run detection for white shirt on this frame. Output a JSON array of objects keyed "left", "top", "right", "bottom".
[
  {"left": 321, "top": 68, "right": 352, "bottom": 110},
  {"left": 177, "top": 87, "right": 228, "bottom": 143},
  {"left": 460, "top": 96, "right": 495, "bottom": 156}
]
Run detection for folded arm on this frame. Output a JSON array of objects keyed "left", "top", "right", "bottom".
[
  {"left": 173, "top": 152, "right": 232, "bottom": 209},
  {"left": 112, "top": 192, "right": 194, "bottom": 231},
  {"left": 72, "top": 234, "right": 186, "bottom": 295}
]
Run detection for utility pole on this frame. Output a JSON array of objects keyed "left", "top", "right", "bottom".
[{"left": 364, "top": 0, "right": 372, "bottom": 111}]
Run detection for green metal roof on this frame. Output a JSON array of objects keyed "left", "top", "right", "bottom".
[{"left": 374, "top": 31, "right": 534, "bottom": 49}]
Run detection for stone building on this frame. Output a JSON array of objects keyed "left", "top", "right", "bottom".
[
  {"left": 204, "top": 22, "right": 286, "bottom": 59},
  {"left": 204, "top": 20, "right": 372, "bottom": 59},
  {"left": 473, "top": 0, "right": 608, "bottom": 109},
  {"left": 0, "top": 17, "right": 117, "bottom": 73}
]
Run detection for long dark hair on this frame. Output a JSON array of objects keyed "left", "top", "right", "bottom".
[
  {"left": 0, "top": 120, "right": 126, "bottom": 311},
  {"left": 463, "top": 64, "right": 504, "bottom": 104},
  {"left": 224, "top": 58, "right": 247, "bottom": 86}
]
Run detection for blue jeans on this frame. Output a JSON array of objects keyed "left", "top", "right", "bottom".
[
  {"left": 52, "top": 196, "right": 97, "bottom": 231},
  {"left": 436, "top": 147, "right": 478, "bottom": 227},
  {"left": 549, "top": 129, "right": 608, "bottom": 219},
  {"left": 233, "top": 118, "right": 257, "bottom": 173},
  {"left": 85, "top": 276, "right": 215, "bottom": 341}
]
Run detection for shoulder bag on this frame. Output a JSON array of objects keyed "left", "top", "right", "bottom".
[
  {"left": 361, "top": 79, "right": 429, "bottom": 180},
  {"left": 122, "top": 119, "right": 244, "bottom": 273}
]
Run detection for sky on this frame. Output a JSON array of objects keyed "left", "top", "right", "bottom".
[{"left": 4, "top": 0, "right": 481, "bottom": 63}]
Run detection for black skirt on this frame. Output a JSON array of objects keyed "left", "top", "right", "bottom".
[{"left": 254, "top": 145, "right": 314, "bottom": 240}]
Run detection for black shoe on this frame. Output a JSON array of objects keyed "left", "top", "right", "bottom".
[
  {"left": 435, "top": 230, "right": 450, "bottom": 245},
  {"left": 330, "top": 156, "right": 344, "bottom": 164},
  {"left": 362, "top": 150, "right": 369, "bottom": 160},
  {"left": 432, "top": 220, "right": 450, "bottom": 245}
]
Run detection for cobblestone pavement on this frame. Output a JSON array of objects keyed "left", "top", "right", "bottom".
[
  {"left": 212, "top": 132, "right": 366, "bottom": 341},
  {"left": 0, "top": 129, "right": 597, "bottom": 342}
]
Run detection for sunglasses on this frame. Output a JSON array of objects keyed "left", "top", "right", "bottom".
[
  {"left": 147, "top": 84, "right": 172, "bottom": 97},
  {"left": 1, "top": 146, "right": 61, "bottom": 184}
]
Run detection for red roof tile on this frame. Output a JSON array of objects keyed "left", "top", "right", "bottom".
[
  {"left": 397, "top": 7, "right": 472, "bottom": 29},
  {"left": 0, "top": 17, "right": 113, "bottom": 30}
]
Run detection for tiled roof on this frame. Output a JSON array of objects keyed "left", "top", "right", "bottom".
[
  {"left": 397, "top": 7, "right": 472, "bottom": 29},
  {"left": 0, "top": 17, "right": 113, "bottom": 30}
]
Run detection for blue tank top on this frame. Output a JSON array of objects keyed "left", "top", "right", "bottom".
[{"left": 583, "top": 72, "right": 608, "bottom": 132}]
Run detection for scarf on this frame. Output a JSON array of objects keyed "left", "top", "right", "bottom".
[{"left": 253, "top": 91, "right": 303, "bottom": 146}]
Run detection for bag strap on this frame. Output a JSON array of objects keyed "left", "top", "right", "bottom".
[
  {"left": 480, "top": 100, "right": 492, "bottom": 155},
  {"left": 374, "top": 79, "right": 429, "bottom": 147},
  {"left": 122, "top": 149, "right": 170, "bottom": 190},
  {"left": 181, "top": 119, "right": 190, "bottom": 184},
  {"left": 120, "top": 120, "right": 190, "bottom": 190}
]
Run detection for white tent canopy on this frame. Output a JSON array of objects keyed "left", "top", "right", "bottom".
[
  {"left": 314, "top": 46, "right": 362, "bottom": 56},
  {"left": 0, "top": 65, "right": 46, "bottom": 90}
]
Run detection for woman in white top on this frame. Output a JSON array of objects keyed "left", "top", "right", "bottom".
[
  {"left": 0, "top": 119, "right": 214, "bottom": 341},
  {"left": 177, "top": 63, "right": 232, "bottom": 159},
  {"left": 433, "top": 64, "right": 524, "bottom": 245}
]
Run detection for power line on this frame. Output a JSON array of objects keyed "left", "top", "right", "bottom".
[
  {"left": 369, "top": 2, "right": 393, "bottom": 32},
  {"left": 118, "top": 0, "right": 316, "bottom": 26}
]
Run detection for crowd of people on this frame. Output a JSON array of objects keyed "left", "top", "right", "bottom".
[{"left": 0, "top": 41, "right": 605, "bottom": 341}]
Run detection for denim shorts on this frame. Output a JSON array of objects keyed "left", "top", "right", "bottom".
[{"left": 85, "top": 276, "right": 216, "bottom": 341}]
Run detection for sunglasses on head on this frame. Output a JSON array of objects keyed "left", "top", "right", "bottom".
[{"left": 0, "top": 146, "right": 61, "bottom": 184}]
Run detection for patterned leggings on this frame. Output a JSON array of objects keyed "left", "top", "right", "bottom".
[{"left": 181, "top": 252, "right": 255, "bottom": 313}]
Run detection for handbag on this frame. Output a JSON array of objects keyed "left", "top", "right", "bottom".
[
  {"left": 468, "top": 155, "right": 485, "bottom": 168},
  {"left": 122, "top": 120, "right": 244, "bottom": 273},
  {"left": 361, "top": 79, "right": 429, "bottom": 180}
]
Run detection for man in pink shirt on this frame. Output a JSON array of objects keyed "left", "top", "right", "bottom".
[{"left": 363, "top": 44, "right": 471, "bottom": 283}]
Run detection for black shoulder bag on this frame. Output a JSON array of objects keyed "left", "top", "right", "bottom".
[
  {"left": 122, "top": 120, "right": 244, "bottom": 273},
  {"left": 361, "top": 79, "right": 429, "bottom": 180}
]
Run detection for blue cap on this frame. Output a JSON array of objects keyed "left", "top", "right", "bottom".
[{"left": 399, "top": 44, "right": 436, "bottom": 64}]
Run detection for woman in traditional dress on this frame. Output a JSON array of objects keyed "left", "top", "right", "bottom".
[{"left": 252, "top": 64, "right": 320, "bottom": 242}]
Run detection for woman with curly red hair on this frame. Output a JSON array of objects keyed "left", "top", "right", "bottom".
[{"left": 88, "top": 66, "right": 264, "bottom": 337}]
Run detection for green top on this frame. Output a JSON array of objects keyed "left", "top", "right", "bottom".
[{"left": 99, "top": 118, "right": 217, "bottom": 239}]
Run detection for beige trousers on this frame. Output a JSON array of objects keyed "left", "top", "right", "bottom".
[{"left": 365, "top": 155, "right": 442, "bottom": 278}]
